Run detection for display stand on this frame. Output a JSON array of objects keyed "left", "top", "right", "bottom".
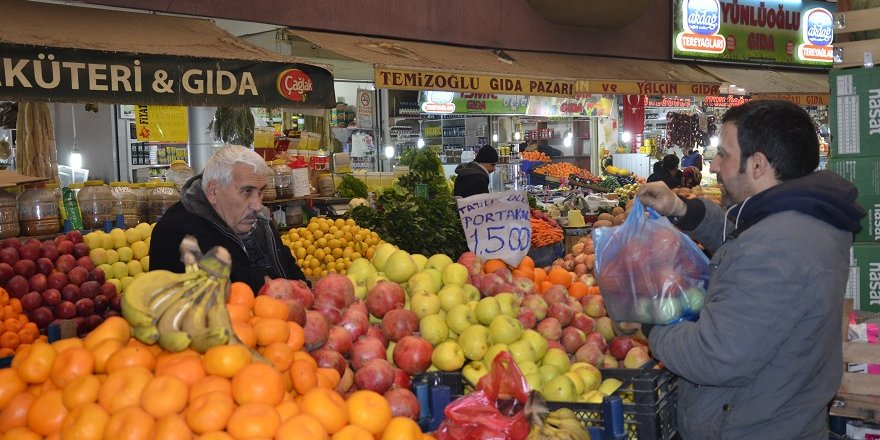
[{"left": 830, "top": 299, "right": 880, "bottom": 423}]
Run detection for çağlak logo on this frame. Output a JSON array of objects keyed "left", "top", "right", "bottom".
[
  {"left": 796, "top": 7, "right": 834, "bottom": 63},
  {"left": 676, "top": 0, "right": 725, "bottom": 54},
  {"left": 804, "top": 8, "right": 833, "bottom": 47},
  {"left": 685, "top": 0, "right": 720, "bottom": 35},
  {"left": 276, "top": 69, "right": 313, "bottom": 102}
]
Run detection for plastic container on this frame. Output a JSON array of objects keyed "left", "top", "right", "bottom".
[
  {"left": 110, "top": 182, "right": 140, "bottom": 228},
  {"left": 262, "top": 162, "right": 277, "bottom": 202},
  {"left": 290, "top": 157, "right": 311, "bottom": 197},
  {"left": 18, "top": 183, "right": 61, "bottom": 236},
  {"left": 165, "top": 160, "right": 195, "bottom": 189},
  {"left": 148, "top": 182, "right": 180, "bottom": 223},
  {"left": 67, "top": 182, "right": 84, "bottom": 200},
  {"left": 0, "top": 190, "right": 19, "bottom": 239},
  {"left": 317, "top": 173, "right": 335, "bottom": 197},
  {"left": 78, "top": 180, "right": 115, "bottom": 230},
  {"left": 130, "top": 183, "right": 149, "bottom": 224},
  {"left": 272, "top": 160, "right": 293, "bottom": 199}
]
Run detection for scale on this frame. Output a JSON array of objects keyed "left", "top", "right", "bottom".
[{"left": 328, "top": 204, "right": 351, "bottom": 217}]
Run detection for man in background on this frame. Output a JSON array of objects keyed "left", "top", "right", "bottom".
[{"left": 453, "top": 145, "right": 498, "bottom": 198}]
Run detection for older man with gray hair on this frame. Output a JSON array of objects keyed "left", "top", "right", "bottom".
[{"left": 150, "top": 145, "right": 307, "bottom": 291}]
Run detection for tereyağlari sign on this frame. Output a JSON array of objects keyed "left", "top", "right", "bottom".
[
  {"left": 0, "top": 44, "right": 335, "bottom": 107},
  {"left": 672, "top": 0, "right": 835, "bottom": 67}
]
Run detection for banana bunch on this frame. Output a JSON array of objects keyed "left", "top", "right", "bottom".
[
  {"left": 122, "top": 236, "right": 237, "bottom": 353},
  {"left": 528, "top": 408, "right": 590, "bottom": 440},
  {"left": 526, "top": 391, "right": 591, "bottom": 440}
]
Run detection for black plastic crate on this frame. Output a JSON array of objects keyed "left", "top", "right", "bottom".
[
  {"left": 546, "top": 367, "right": 679, "bottom": 440},
  {"left": 412, "top": 371, "right": 471, "bottom": 432}
]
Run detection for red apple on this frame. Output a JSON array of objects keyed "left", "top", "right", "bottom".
[
  {"left": 28, "top": 273, "right": 47, "bottom": 293},
  {"left": 55, "top": 254, "right": 77, "bottom": 273},
  {"left": 13, "top": 259, "right": 36, "bottom": 278},
  {"left": 34, "top": 258, "right": 53, "bottom": 276},
  {"left": 57, "top": 240, "right": 74, "bottom": 256},
  {"left": 0, "top": 262, "right": 14, "bottom": 282},
  {"left": 303, "top": 310, "right": 329, "bottom": 351},
  {"left": 40, "top": 243, "right": 59, "bottom": 261},
  {"left": 7, "top": 275, "right": 30, "bottom": 298},
  {"left": 76, "top": 256, "right": 95, "bottom": 272},
  {"left": 567, "top": 296, "right": 584, "bottom": 315},
  {"left": 28, "top": 306, "right": 54, "bottom": 328},
  {"left": 518, "top": 307, "right": 537, "bottom": 329},
  {"left": 456, "top": 251, "right": 482, "bottom": 276},
  {"left": 547, "top": 302, "right": 574, "bottom": 327},
  {"left": 20, "top": 291, "right": 43, "bottom": 312},
  {"left": 537, "top": 317, "right": 563, "bottom": 341},
  {"left": 609, "top": 336, "right": 638, "bottom": 361},
  {"left": 582, "top": 295, "right": 607, "bottom": 318},
  {"left": 73, "top": 317, "right": 87, "bottom": 337},
  {"left": 354, "top": 359, "right": 395, "bottom": 394},
  {"left": 381, "top": 309, "right": 419, "bottom": 342},
  {"left": 41, "top": 288, "right": 61, "bottom": 306},
  {"left": 570, "top": 313, "right": 596, "bottom": 334},
  {"left": 543, "top": 285, "right": 569, "bottom": 305},
  {"left": 324, "top": 325, "right": 353, "bottom": 356},
  {"left": 384, "top": 388, "right": 421, "bottom": 421},
  {"left": 392, "top": 335, "right": 433, "bottom": 376},
  {"left": 72, "top": 243, "right": 90, "bottom": 259},
  {"left": 88, "top": 269, "right": 106, "bottom": 285},
  {"left": 561, "top": 326, "right": 587, "bottom": 354},
  {"left": 18, "top": 244, "right": 40, "bottom": 261},
  {"left": 75, "top": 298, "right": 95, "bottom": 316},
  {"left": 85, "top": 314, "right": 103, "bottom": 332},
  {"left": 66, "top": 230, "right": 84, "bottom": 244},
  {"left": 93, "top": 294, "right": 109, "bottom": 314},
  {"left": 61, "top": 284, "right": 81, "bottom": 303},
  {"left": 311, "top": 348, "right": 348, "bottom": 376},
  {"left": 46, "top": 272, "right": 68, "bottom": 291},
  {"left": 337, "top": 309, "right": 369, "bottom": 341},
  {"left": 365, "top": 281, "right": 405, "bottom": 318},
  {"left": 67, "top": 266, "right": 89, "bottom": 286},
  {"left": 350, "top": 336, "right": 386, "bottom": 370},
  {"left": 1, "top": 238, "right": 21, "bottom": 250},
  {"left": 584, "top": 331, "right": 608, "bottom": 353},
  {"left": 313, "top": 273, "right": 355, "bottom": 307},
  {"left": 479, "top": 273, "right": 506, "bottom": 296},
  {"left": 55, "top": 300, "right": 77, "bottom": 319},
  {"left": 575, "top": 343, "right": 606, "bottom": 366},
  {"left": 80, "top": 281, "right": 100, "bottom": 299},
  {"left": 0, "top": 248, "right": 18, "bottom": 266}
]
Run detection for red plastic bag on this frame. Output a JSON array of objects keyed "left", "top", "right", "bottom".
[{"left": 435, "top": 352, "right": 531, "bottom": 440}]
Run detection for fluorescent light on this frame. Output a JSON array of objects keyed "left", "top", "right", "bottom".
[
  {"left": 563, "top": 137, "right": 572, "bottom": 148},
  {"left": 417, "top": 138, "right": 425, "bottom": 149},
  {"left": 384, "top": 146, "right": 395, "bottom": 159},
  {"left": 565, "top": 130, "right": 573, "bottom": 139},
  {"left": 492, "top": 133, "right": 498, "bottom": 142},
  {"left": 513, "top": 131, "right": 522, "bottom": 141},
  {"left": 69, "top": 151, "right": 83, "bottom": 170},
  {"left": 710, "top": 136, "right": 719, "bottom": 147},
  {"left": 621, "top": 131, "right": 632, "bottom": 143}
]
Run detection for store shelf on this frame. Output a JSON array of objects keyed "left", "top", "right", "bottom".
[{"left": 130, "top": 164, "right": 171, "bottom": 169}]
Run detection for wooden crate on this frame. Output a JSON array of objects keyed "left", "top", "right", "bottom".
[
  {"left": 830, "top": 299, "right": 880, "bottom": 423},
  {"left": 833, "top": 6, "right": 880, "bottom": 68}
]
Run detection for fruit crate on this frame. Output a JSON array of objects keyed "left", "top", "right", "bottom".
[
  {"left": 547, "top": 366, "right": 679, "bottom": 440},
  {"left": 830, "top": 299, "right": 880, "bottom": 423},
  {"left": 412, "top": 371, "right": 470, "bottom": 432}
]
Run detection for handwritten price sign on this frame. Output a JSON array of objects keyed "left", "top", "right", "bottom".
[{"left": 457, "top": 190, "right": 532, "bottom": 267}]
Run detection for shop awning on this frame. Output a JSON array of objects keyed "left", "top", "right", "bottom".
[
  {"left": 693, "top": 65, "right": 830, "bottom": 105},
  {"left": 288, "top": 30, "right": 722, "bottom": 97},
  {"left": 0, "top": 0, "right": 335, "bottom": 108}
]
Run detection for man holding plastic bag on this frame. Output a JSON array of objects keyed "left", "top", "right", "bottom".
[{"left": 634, "top": 100, "right": 865, "bottom": 439}]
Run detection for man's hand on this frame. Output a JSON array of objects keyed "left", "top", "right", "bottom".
[{"left": 637, "top": 182, "right": 686, "bottom": 217}]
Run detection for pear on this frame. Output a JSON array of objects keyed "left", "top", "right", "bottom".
[
  {"left": 384, "top": 250, "right": 418, "bottom": 283},
  {"left": 371, "top": 243, "right": 399, "bottom": 271},
  {"left": 411, "top": 254, "right": 428, "bottom": 271}
]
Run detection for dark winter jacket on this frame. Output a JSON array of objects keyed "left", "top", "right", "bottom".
[
  {"left": 453, "top": 161, "right": 490, "bottom": 198},
  {"left": 651, "top": 170, "right": 865, "bottom": 439},
  {"left": 149, "top": 175, "right": 307, "bottom": 293},
  {"left": 646, "top": 169, "right": 680, "bottom": 189}
]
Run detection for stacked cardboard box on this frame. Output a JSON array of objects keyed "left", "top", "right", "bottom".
[{"left": 826, "top": 67, "right": 880, "bottom": 312}]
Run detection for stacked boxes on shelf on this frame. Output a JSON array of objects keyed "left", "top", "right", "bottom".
[{"left": 825, "top": 67, "right": 880, "bottom": 313}]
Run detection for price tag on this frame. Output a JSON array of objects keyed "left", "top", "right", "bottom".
[{"left": 457, "top": 190, "right": 531, "bottom": 267}]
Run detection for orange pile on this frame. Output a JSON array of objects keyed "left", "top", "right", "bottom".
[
  {"left": 533, "top": 162, "right": 589, "bottom": 179},
  {"left": 484, "top": 256, "right": 601, "bottom": 298},
  {"left": 521, "top": 150, "right": 551, "bottom": 162},
  {"left": 0, "top": 283, "right": 432, "bottom": 440},
  {"left": 0, "top": 288, "right": 42, "bottom": 358}
]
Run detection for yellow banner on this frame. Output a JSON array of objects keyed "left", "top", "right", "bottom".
[
  {"left": 375, "top": 68, "right": 575, "bottom": 98},
  {"left": 575, "top": 80, "right": 721, "bottom": 96},
  {"left": 750, "top": 94, "right": 829, "bottom": 106},
  {"left": 135, "top": 105, "right": 189, "bottom": 142}
]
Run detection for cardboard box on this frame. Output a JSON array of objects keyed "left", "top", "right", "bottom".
[
  {"left": 847, "top": 243, "right": 880, "bottom": 313},
  {"left": 829, "top": 67, "right": 880, "bottom": 158},
  {"left": 827, "top": 158, "right": 880, "bottom": 243},
  {"left": 0, "top": 170, "right": 49, "bottom": 188}
]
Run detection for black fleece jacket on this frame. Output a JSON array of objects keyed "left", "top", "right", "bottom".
[
  {"left": 149, "top": 175, "right": 307, "bottom": 293},
  {"left": 453, "top": 161, "right": 490, "bottom": 198}
]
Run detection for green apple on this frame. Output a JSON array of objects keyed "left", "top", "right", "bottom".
[
  {"left": 384, "top": 250, "right": 418, "bottom": 283},
  {"left": 411, "top": 254, "right": 428, "bottom": 271},
  {"left": 524, "top": 373, "right": 544, "bottom": 391},
  {"left": 120, "top": 276, "right": 135, "bottom": 293},
  {"left": 543, "top": 375, "right": 578, "bottom": 402},
  {"left": 135, "top": 222, "right": 152, "bottom": 240},
  {"left": 106, "top": 278, "right": 121, "bottom": 292},
  {"left": 462, "top": 284, "right": 481, "bottom": 303},
  {"left": 571, "top": 363, "right": 602, "bottom": 393},
  {"left": 106, "top": 249, "right": 119, "bottom": 265},
  {"left": 365, "top": 272, "right": 388, "bottom": 291},
  {"left": 463, "top": 361, "right": 489, "bottom": 385},
  {"left": 423, "top": 269, "right": 443, "bottom": 293},
  {"left": 508, "top": 339, "right": 537, "bottom": 365},
  {"left": 458, "top": 324, "right": 490, "bottom": 361},
  {"left": 474, "top": 297, "right": 501, "bottom": 325},
  {"left": 517, "top": 360, "right": 539, "bottom": 376},
  {"left": 111, "top": 261, "right": 128, "bottom": 280},
  {"left": 564, "top": 371, "right": 586, "bottom": 395},
  {"left": 411, "top": 292, "right": 441, "bottom": 319},
  {"left": 441, "top": 263, "right": 470, "bottom": 287},
  {"left": 408, "top": 271, "right": 440, "bottom": 295},
  {"left": 89, "top": 248, "right": 108, "bottom": 266},
  {"left": 683, "top": 287, "right": 706, "bottom": 312},
  {"left": 97, "top": 264, "right": 113, "bottom": 279},
  {"left": 432, "top": 341, "right": 465, "bottom": 371},
  {"left": 495, "top": 293, "right": 520, "bottom": 318},
  {"left": 83, "top": 232, "right": 102, "bottom": 251},
  {"left": 438, "top": 285, "right": 466, "bottom": 312},
  {"left": 445, "top": 304, "right": 476, "bottom": 334},
  {"left": 100, "top": 233, "right": 114, "bottom": 250},
  {"left": 124, "top": 228, "right": 141, "bottom": 245},
  {"left": 371, "top": 243, "right": 398, "bottom": 271},
  {"left": 348, "top": 258, "right": 376, "bottom": 282},
  {"left": 354, "top": 285, "right": 367, "bottom": 300},
  {"left": 538, "top": 364, "right": 561, "bottom": 384},
  {"left": 542, "top": 348, "right": 571, "bottom": 373},
  {"left": 488, "top": 315, "right": 523, "bottom": 345},
  {"left": 653, "top": 296, "right": 684, "bottom": 324},
  {"left": 483, "top": 343, "right": 509, "bottom": 366},
  {"left": 419, "top": 314, "right": 449, "bottom": 346},
  {"left": 131, "top": 240, "right": 149, "bottom": 261},
  {"left": 139, "top": 256, "right": 149, "bottom": 272},
  {"left": 520, "top": 329, "right": 549, "bottom": 360},
  {"left": 110, "top": 229, "right": 127, "bottom": 249},
  {"left": 426, "top": 254, "right": 454, "bottom": 272},
  {"left": 126, "top": 260, "right": 143, "bottom": 276}
]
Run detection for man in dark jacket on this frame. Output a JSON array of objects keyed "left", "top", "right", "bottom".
[
  {"left": 453, "top": 145, "right": 498, "bottom": 198},
  {"left": 150, "top": 145, "right": 307, "bottom": 292},
  {"left": 637, "top": 100, "right": 865, "bottom": 439}
]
